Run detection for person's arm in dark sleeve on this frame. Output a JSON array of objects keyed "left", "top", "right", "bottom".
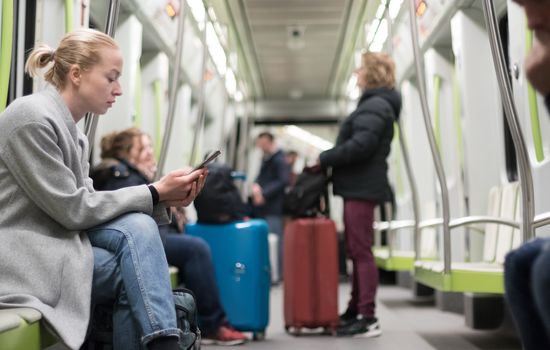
[
  {"left": 260, "top": 156, "right": 289, "bottom": 200},
  {"left": 320, "top": 109, "right": 387, "bottom": 168},
  {"left": 545, "top": 94, "right": 550, "bottom": 115}
]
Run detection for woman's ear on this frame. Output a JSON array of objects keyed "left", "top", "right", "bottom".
[{"left": 68, "top": 64, "right": 82, "bottom": 86}]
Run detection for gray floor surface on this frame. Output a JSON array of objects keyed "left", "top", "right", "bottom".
[
  {"left": 48, "top": 282, "right": 522, "bottom": 349},
  {"left": 205, "top": 283, "right": 522, "bottom": 350}
]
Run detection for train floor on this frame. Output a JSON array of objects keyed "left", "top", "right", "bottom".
[
  {"left": 45, "top": 281, "right": 522, "bottom": 349},
  {"left": 215, "top": 282, "right": 523, "bottom": 350}
]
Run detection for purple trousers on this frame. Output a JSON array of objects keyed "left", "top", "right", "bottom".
[{"left": 343, "top": 199, "right": 378, "bottom": 318}]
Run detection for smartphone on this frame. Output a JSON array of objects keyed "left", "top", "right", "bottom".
[{"left": 192, "top": 150, "right": 221, "bottom": 172}]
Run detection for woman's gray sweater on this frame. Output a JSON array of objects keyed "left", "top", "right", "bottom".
[{"left": 0, "top": 86, "right": 168, "bottom": 349}]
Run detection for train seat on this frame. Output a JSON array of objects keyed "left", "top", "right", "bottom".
[
  {"left": 373, "top": 248, "right": 416, "bottom": 271},
  {"left": 169, "top": 265, "right": 179, "bottom": 288},
  {"left": 374, "top": 210, "right": 439, "bottom": 272},
  {"left": 414, "top": 183, "right": 519, "bottom": 294},
  {"left": 373, "top": 215, "right": 415, "bottom": 271}
]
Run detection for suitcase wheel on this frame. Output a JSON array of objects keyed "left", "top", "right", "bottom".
[
  {"left": 252, "top": 331, "right": 265, "bottom": 341},
  {"left": 284, "top": 326, "right": 302, "bottom": 336}
]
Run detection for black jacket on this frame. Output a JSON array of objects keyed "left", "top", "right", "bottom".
[
  {"left": 254, "top": 149, "right": 289, "bottom": 216},
  {"left": 320, "top": 87, "right": 401, "bottom": 202},
  {"left": 90, "top": 158, "right": 149, "bottom": 191}
]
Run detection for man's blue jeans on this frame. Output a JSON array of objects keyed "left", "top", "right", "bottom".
[
  {"left": 505, "top": 237, "right": 550, "bottom": 350},
  {"left": 265, "top": 215, "right": 283, "bottom": 280},
  {"left": 88, "top": 213, "right": 181, "bottom": 349}
]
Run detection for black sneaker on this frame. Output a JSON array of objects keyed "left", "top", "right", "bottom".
[
  {"left": 338, "top": 309, "right": 358, "bottom": 327},
  {"left": 337, "top": 316, "right": 382, "bottom": 338}
]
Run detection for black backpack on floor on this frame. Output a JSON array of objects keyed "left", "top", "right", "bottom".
[{"left": 84, "top": 288, "right": 201, "bottom": 350}]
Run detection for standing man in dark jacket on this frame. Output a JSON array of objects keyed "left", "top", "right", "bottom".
[
  {"left": 253, "top": 132, "right": 289, "bottom": 279},
  {"left": 320, "top": 52, "right": 401, "bottom": 338}
]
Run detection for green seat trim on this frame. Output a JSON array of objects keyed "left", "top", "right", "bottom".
[
  {"left": 0, "top": 309, "right": 59, "bottom": 349},
  {"left": 374, "top": 247, "right": 415, "bottom": 271},
  {"left": 169, "top": 266, "right": 179, "bottom": 288},
  {"left": 0, "top": 315, "right": 41, "bottom": 350},
  {"left": 414, "top": 263, "right": 504, "bottom": 294}
]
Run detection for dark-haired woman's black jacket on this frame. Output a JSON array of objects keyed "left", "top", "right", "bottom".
[
  {"left": 90, "top": 158, "right": 149, "bottom": 191},
  {"left": 319, "top": 87, "right": 401, "bottom": 203}
]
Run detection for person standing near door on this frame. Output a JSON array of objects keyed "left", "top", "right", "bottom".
[{"left": 319, "top": 52, "right": 401, "bottom": 338}]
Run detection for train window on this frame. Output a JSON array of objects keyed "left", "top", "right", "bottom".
[{"left": 499, "top": 14, "right": 518, "bottom": 182}]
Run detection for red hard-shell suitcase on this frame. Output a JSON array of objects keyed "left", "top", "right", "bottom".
[{"left": 283, "top": 217, "right": 339, "bottom": 335}]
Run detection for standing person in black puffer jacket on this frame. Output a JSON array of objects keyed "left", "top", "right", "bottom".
[{"left": 319, "top": 52, "right": 401, "bottom": 338}]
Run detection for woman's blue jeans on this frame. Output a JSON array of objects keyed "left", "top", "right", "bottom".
[
  {"left": 88, "top": 213, "right": 181, "bottom": 349},
  {"left": 505, "top": 237, "right": 550, "bottom": 350}
]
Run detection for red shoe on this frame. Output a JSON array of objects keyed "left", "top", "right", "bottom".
[{"left": 201, "top": 325, "right": 248, "bottom": 346}]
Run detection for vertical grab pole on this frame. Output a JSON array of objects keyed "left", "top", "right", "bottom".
[
  {"left": 482, "top": 0, "right": 534, "bottom": 242},
  {"left": 84, "top": 0, "right": 120, "bottom": 159},
  {"left": 189, "top": 17, "right": 209, "bottom": 164},
  {"left": 385, "top": 4, "right": 422, "bottom": 260},
  {"left": 408, "top": 0, "right": 452, "bottom": 274},
  {"left": 397, "top": 121, "right": 422, "bottom": 259},
  {"left": 155, "top": 4, "right": 187, "bottom": 180}
]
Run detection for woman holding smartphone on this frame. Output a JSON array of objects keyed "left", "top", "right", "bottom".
[{"left": 0, "top": 29, "right": 206, "bottom": 350}]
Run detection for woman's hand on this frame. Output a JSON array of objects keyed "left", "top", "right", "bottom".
[
  {"left": 252, "top": 183, "right": 265, "bottom": 206},
  {"left": 151, "top": 167, "right": 208, "bottom": 207}
]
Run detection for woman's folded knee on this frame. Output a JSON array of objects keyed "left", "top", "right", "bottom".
[{"left": 118, "top": 213, "right": 162, "bottom": 244}]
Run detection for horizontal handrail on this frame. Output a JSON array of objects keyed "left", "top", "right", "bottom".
[
  {"left": 374, "top": 220, "right": 415, "bottom": 232},
  {"left": 377, "top": 215, "right": 520, "bottom": 234},
  {"left": 533, "top": 212, "right": 550, "bottom": 229},
  {"left": 449, "top": 216, "right": 519, "bottom": 229},
  {"left": 419, "top": 218, "right": 444, "bottom": 230}
]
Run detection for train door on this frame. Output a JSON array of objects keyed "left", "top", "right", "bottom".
[
  {"left": 450, "top": 7, "right": 504, "bottom": 261},
  {"left": 424, "top": 47, "right": 468, "bottom": 262}
]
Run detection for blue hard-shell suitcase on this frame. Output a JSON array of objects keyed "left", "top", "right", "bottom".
[{"left": 186, "top": 219, "right": 270, "bottom": 339}]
